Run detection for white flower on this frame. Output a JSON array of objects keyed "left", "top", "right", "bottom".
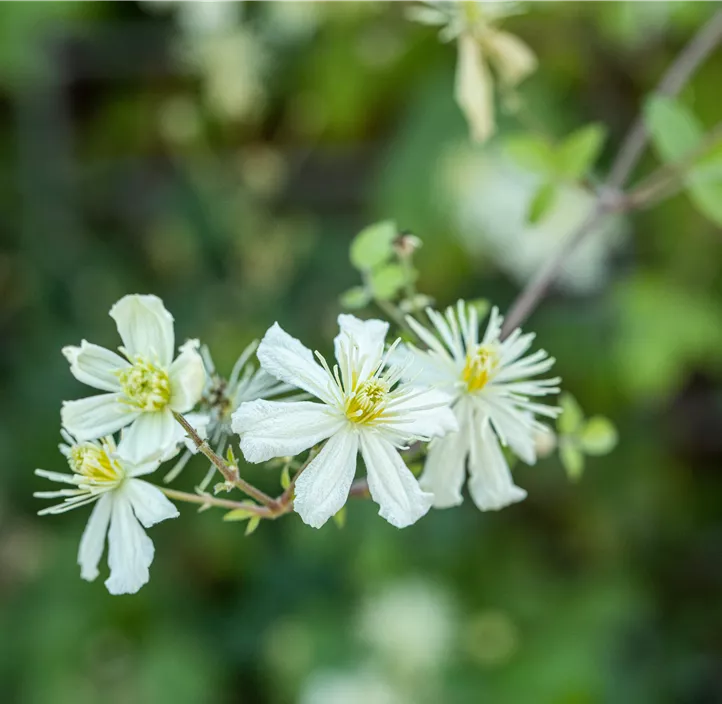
[
  {"left": 410, "top": 1, "right": 536, "bottom": 143},
  {"left": 442, "top": 146, "right": 627, "bottom": 294},
  {"left": 163, "top": 341, "right": 295, "bottom": 484},
  {"left": 404, "top": 301, "right": 560, "bottom": 511},
  {"left": 61, "top": 294, "right": 206, "bottom": 463},
  {"left": 358, "top": 579, "right": 455, "bottom": 673},
  {"left": 34, "top": 433, "right": 178, "bottom": 595},
  {"left": 300, "top": 668, "right": 406, "bottom": 704},
  {"left": 232, "top": 315, "right": 458, "bottom": 529}
]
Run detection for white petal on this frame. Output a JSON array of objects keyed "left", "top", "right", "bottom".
[
  {"left": 257, "top": 323, "right": 336, "bottom": 404},
  {"left": 476, "top": 393, "right": 537, "bottom": 464},
  {"left": 125, "top": 478, "right": 179, "bottom": 528},
  {"left": 467, "top": 415, "right": 527, "bottom": 511},
  {"left": 77, "top": 492, "right": 112, "bottom": 582},
  {"left": 117, "top": 408, "right": 180, "bottom": 464},
  {"left": 61, "top": 393, "right": 138, "bottom": 441},
  {"left": 168, "top": 343, "right": 206, "bottom": 412},
  {"left": 384, "top": 388, "right": 458, "bottom": 440},
  {"left": 334, "top": 315, "right": 389, "bottom": 381},
  {"left": 419, "top": 401, "right": 470, "bottom": 508},
  {"left": 455, "top": 32, "right": 495, "bottom": 144},
  {"left": 63, "top": 342, "right": 127, "bottom": 392},
  {"left": 232, "top": 399, "right": 345, "bottom": 464},
  {"left": 483, "top": 29, "right": 537, "bottom": 86},
  {"left": 105, "top": 492, "right": 155, "bottom": 595},
  {"left": 109, "top": 294, "right": 175, "bottom": 367},
  {"left": 359, "top": 432, "right": 433, "bottom": 528},
  {"left": 406, "top": 5, "right": 448, "bottom": 26},
  {"left": 293, "top": 428, "right": 359, "bottom": 528}
]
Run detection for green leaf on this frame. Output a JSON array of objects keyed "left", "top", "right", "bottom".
[
  {"left": 332, "top": 506, "right": 347, "bottom": 529},
  {"left": 223, "top": 507, "right": 258, "bottom": 522},
  {"left": 245, "top": 516, "right": 261, "bottom": 536},
  {"left": 504, "top": 134, "right": 555, "bottom": 175},
  {"left": 399, "top": 293, "right": 434, "bottom": 314},
  {"left": 280, "top": 465, "right": 291, "bottom": 490},
  {"left": 580, "top": 416, "right": 618, "bottom": 456},
  {"left": 467, "top": 298, "right": 490, "bottom": 320},
  {"left": 686, "top": 180, "right": 722, "bottom": 226},
  {"left": 560, "top": 442, "right": 584, "bottom": 482},
  {"left": 349, "top": 220, "right": 397, "bottom": 271},
  {"left": 339, "top": 286, "right": 371, "bottom": 310},
  {"left": 557, "top": 393, "right": 584, "bottom": 435},
  {"left": 645, "top": 96, "right": 722, "bottom": 226},
  {"left": 556, "top": 123, "right": 606, "bottom": 180},
  {"left": 645, "top": 95, "right": 702, "bottom": 162},
  {"left": 370, "top": 263, "right": 409, "bottom": 301},
  {"left": 527, "top": 182, "right": 557, "bottom": 224}
]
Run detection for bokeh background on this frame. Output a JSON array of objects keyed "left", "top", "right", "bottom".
[{"left": 2, "top": 2, "right": 722, "bottom": 703}]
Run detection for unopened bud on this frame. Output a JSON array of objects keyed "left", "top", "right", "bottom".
[{"left": 394, "top": 231, "right": 422, "bottom": 258}]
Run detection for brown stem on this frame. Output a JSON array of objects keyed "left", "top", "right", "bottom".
[
  {"left": 172, "top": 411, "right": 279, "bottom": 509},
  {"left": 625, "top": 121, "right": 722, "bottom": 209},
  {"left": 160, "top": 487, "right": 274, "bottom": 517},
  {"left": 279, "top": 445, "right": 320, "bottom": 506},
  {"left": 501, "top": 10, "right": 722, "bottom": 339},
  {"left": 349, "top": 478, "right": 370, "bottom": 498}
]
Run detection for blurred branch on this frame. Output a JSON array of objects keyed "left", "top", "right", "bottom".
[
  {"left": 501, "top": 9, "right": 722, "bottom": 339},
  {"left": 625, "top": 121, "right": 722, "bottom": 210}
]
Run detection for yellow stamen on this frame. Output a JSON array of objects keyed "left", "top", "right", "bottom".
[
  {"left": 118, "top": 356, "right": 171, "bottom": 411},
  {"left": 462, "top": 344, "right": 499, "bottom": 392},
  {"left": 345, "top": 378, "right": 389, "bottom": 425},
  {"left": 69, "top": 443, "right": 123, "bottom": 483}
]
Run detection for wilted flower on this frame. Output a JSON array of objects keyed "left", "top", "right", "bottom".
[
  {"left": 232, "top": 315, "right": 457, "bottom": 528},
  {"left": 35, "top": 433, "right": 178, "bottom": 595},
  {"left": 61, "top": 294, "right": 206, "bottom": 462},
  {"left": 404, "top": 301, "right": 560, "bottom": 510},
  {"left": 410, "top": 1, "right": 536, "bottom": 142}
]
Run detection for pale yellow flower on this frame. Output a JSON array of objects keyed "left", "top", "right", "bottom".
[{"left": 410, "top": 1, "right": 537, "bottom": 142}]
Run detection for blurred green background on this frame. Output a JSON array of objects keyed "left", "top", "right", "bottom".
[{"left": 1, "top": 2, "right": 722, "bottom": 703}]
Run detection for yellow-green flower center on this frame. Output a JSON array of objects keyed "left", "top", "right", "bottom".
[
  {"left": 69, "top": 443, "right": 123, "bottom": 483},
  {"left": 462, "top": 0, "right": 484, "bottom": 25},
  {"left": 118, "top": 357, "right": 171, "bottom": 411},
  {"left": 462, "top": 344, "right": 499, "bottom": 393},
  {"left": 345, "top": 379, "right": 389, "bottom": 425}
]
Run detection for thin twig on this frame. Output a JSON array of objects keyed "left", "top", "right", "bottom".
[
  {"left": 349, "top": 478, "right": 371, "bottom": 498},
  {"left": 160, "top": 487, "right": 273, "bottom": 517},
  {"left": 625, "top": 121, "right": 722, "bottom": 209},
  {"left": 173, "top": 411, "right": 278, "bottom": 509},
  {"left": 501, "top": 10, "right": 722, "bottom": 339},
  {"left": 279, "top": 445, "right": 320, "bottom": 506}
]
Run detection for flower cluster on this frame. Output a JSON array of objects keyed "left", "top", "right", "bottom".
[{"left": 35, "top": 292, "right": 561, "bottom": 595}]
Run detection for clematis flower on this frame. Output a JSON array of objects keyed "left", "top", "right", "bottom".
[
  {"left": 410, "top": 1, "right": 537, "bottom": 143},
  {"left": 232, "top": 315, "right": 458, "bottom": 529},
  {"left": 34, "top": 433, "right": 178, "bottom": 595},
  {"left": 163, "top": 340, "right": 294, "bottom": 483},
  {"left": 403, "top": 301, "right": 560, "bottom": 511},
  {"left": 61, "top": 294, "right": 206, "bottom": 462}
]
